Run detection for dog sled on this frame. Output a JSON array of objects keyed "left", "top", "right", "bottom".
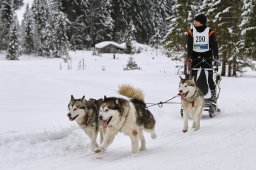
[{"left": 180, "top": 60, "right": 222, "bottom": 118}]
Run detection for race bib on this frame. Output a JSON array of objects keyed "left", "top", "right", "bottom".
[{"left": 193, "top": 26, "right": 209, "bottom": 52}]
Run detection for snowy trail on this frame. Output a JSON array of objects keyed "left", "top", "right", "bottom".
[{"left": 1, "top": 51, "right": 256, "bottom": 170}]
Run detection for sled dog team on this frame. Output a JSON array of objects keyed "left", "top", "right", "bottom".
[{"left": 67, "top": 78, "right": 204, "bottom": 154}]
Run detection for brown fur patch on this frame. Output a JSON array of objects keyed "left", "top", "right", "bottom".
[{"left": 132, "top": 130, "right": 138, "bottom": 136}]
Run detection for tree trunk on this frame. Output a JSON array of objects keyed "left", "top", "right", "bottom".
[
  {"left": 232, "top": 58, "right": 237, "bottom": 77},
  {"left": 221, "top": 51, "right": 227, "bottom": 76},
  {"left": 227, "top": 50, "right": 231, "bottom": 77}
]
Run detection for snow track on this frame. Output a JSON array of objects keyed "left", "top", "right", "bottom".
[{"left": 1, "top": 51, "right": 256, "bottom": 170}]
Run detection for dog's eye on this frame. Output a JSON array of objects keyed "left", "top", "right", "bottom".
[
  {"left": 74, "top": 108, "right": 77, "bottom": 111},
  {"left": 105, "top": 109, "right": 109, "bottom": 112},
  {"left": 185, "top": 85, "right": 187, "bottom": 87}
]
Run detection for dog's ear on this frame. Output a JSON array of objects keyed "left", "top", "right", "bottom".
[
  {"left": 190, "top": 76, "right": 195, "bottom": 83},
  {"left": 81, "top": 96, "right": 88, "bottom": 103},
  {"left": 71, "top": 95, "right": 75, "bottom": 100},
  {"left": 179, "top": 76, "right": 186, "bottom": 83},
  {"left": 81, "top": 96, "right": 85, "bottom": 100},
  {"left": 104, "top": 95, "right": 107, "bottom": 100}
]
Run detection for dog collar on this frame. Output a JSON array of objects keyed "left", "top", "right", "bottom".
[
  {"left": 183, "top": 99, "right": 195, "bottom": 107},
  {"left": 191, "top": 100, "right": 195, "bottom": 107},
  {"left": 185, "top": 90, "right": 197, "bottom": 107}
]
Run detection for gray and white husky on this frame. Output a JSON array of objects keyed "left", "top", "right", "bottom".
[
  {"left": 179, "top": 76, "right": 205, "bottom": 132},
  {"left": 94, "top": 84, "right": 157, "bottom": 154},
  {"left": 67, "top": 95, "right": 104, "bottom": 151}
]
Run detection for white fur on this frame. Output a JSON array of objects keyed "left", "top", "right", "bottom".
[
  {"left": 179, "top": 79, "right": 204, "bottom": 133},
  {"left": 95, "top": 102, "right": 155, "bottom": 154},
  {"left": 69, "top": 105, "right": 104, "bottom": 151}
]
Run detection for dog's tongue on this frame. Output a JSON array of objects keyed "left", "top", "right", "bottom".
[
  {"left": 181, "top": 94, "right": 186, "bottom": 100},
  {"left": 102, "top": 121, "right": 108, "bottom": 128}
]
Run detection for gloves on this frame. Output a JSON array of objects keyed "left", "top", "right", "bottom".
[
  {"left": 214, "top": 59, "right": 221, "bottom": 66},
  {"left": 184, "top": 56, "right": 192, "bottom": 64},
  {"left": 184, "top": 57, "right": 192, "bottom": 77},
  {"left": 213, "top": 59, "right": 221, "bottom": 72}
]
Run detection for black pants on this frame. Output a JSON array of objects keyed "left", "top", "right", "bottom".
[{"left": 191, "top": 57, "right": 215, "bottom": 92}]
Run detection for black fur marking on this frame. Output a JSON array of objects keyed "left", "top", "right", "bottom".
[
  {"left": 131, "top": 99, "right": 155, "bottom": 129},
  {"left": 103, "top": 97, "right": 127, "bottom": 116},
  {"left": 102, "top": 96, "right": 155, "bottom": 130},
  {"left": 87, "top": 100, "right": 100, "bottom": 131}
]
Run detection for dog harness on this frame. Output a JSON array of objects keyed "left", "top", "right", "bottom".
[
  {"left": 184, "top": 89, "right": 198, "bottom": 107},
  {"left": 190, "top": 100, "right": 195, "bottom": 107}
]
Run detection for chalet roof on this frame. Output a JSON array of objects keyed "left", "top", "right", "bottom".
[{"left": 95, "top": 41, "right": 126, "bottom": 49}]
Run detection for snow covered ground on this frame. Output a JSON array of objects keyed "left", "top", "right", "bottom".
[{"left": 0, "top": 49, "right": 256, "bottom": 170}]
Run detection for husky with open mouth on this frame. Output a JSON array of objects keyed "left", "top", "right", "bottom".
[
  {"left": 179, "top": 76, "right": 205, "bottom": 132},
  {"left": 67, "top": 95, "right": 104, "bottom": 151},
  {"left": 94, "top": 84, "right": 157, "bottom": 154}
]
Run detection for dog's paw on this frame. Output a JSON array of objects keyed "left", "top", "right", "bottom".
[
  {"left": 94, "top": 147, "right": 104, "bottom": 153},
  {"left": 131, "top": 150, "right": 139, "bottom": 155},
  {"left": 91, "top": 144, "right": 99, "bottom": 151},
  {"left": 140, "top": 146, "right": 146, "bottom": 151},
  {"left": 182, "top": 129, "right": 188, "bottom": 133},
  {"left": 130, "top": 153, "right": 139, "bottom": 157},
  {"left": 151, "top": 133, "right": 157, "bottom": 139}
]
